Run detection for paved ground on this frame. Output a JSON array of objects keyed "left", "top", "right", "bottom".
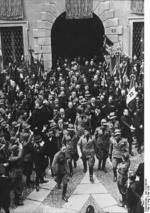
[{"left": 10, "top": 146, "right": 143, "bottom": 213}]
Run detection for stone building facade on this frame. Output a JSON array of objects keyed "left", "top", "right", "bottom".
[{"left": 0, "top": 0, "right": 144, "bottom": 69}]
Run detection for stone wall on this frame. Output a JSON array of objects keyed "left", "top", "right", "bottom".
[{"left": 24, "top": 0, "right": 143, "bottom": 69}]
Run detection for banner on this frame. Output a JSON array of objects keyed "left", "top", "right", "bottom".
[
  {"left": 66, "top": 0, "right": 93, "bottom": 19},
  {"left": 0, "top": 0, "right": 24, "bottom": 20},
  {"left": 126, "top": 87, "right": 137, "bottom": 105},
  {"left": 131, "top": 0, "right": 144, "bottom": 14}
]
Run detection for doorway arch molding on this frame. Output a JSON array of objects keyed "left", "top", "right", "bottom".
[{"left": 33, "top": 0, "right": 122, "bottom": 69}]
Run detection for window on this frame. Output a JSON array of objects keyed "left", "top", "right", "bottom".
[
  {"left": 0, "top": 21, "right": 28, "bottom": 69},
  {"left": 132, "top": 21, "right": 144, "bottom": 59},
  {"left": 129, "top": 18, "right": 144, "bottom": 60},
  {"left": 0, "top": 26, "right": 24, "bottom": 67}
]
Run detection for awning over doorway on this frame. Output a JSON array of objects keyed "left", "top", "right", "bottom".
[{"left": 0, "top": 0, "right": 24, "bottom": 20}]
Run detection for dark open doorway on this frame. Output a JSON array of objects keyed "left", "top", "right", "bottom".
[{"left": 51, "top": 12, "right": 105, "bottom": 67}]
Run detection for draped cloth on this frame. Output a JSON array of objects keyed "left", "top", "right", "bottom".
[
  {"left": 131, "top": 0, "right": 144, "bottom": 14},
  {"left": 0, "top": 0, "right": 24, "bottom": 20},
  {"left": 65, "top": 0, "right": 93, "bottom": 19}
]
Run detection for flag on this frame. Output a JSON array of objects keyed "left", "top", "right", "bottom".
[
  {"left": 38, "top": 53, "right": 44, "bottom": 78},
  {"left": 126, "top": 74, "right": 137, "bottom": 112}
]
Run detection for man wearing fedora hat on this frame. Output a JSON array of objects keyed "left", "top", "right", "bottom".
[
  {"left": 42, "top": 123, "right": 59, "bottom": 177},
  {"left": 109, "top": 129, "right": 129, "bottom": 182},
  {"left": 107, "top": 112, "right": 120, "bottom": 136}
]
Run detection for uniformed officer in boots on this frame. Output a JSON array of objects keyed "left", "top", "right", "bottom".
[
  {"left": 52, "top": 146, "right": 69, "bottom": 202},
  {"left": 126, "top": 171, "right": 144, "bottom": 213},
  {"left": 32, "top": 134, "right": 48, "bottom": 191},
  {"left": 94, "top": 119, "right": 110, "bottom": 172},
  {"left": 109, "top": 129, "right": 129, "bottom": 182},
  {"left": 62, "top": 124, "right": 79, "bottom": 177},
  {"left": 8, "top": 138, "right": 24, "bottom": 206},
  {"left": 77, "top": 127, "right": 96, "bottom": 183},
  {"left": 117, "top": 152, "right": 130, "bottom": 207}
]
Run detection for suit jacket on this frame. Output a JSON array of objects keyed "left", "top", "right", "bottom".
[{"left": 78, "top": 135, "right": 95, "bottom": 157}]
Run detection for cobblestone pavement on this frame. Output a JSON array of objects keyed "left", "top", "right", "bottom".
[
  {"left": 95, "top": 146, "right": 144, "bottom": 202},
  {"left": 11, "top": 146, "right": 144, "bottom": 213},
  {"left": 43, "top": 162, "right": 85, "bottom": 208},
  {"left": 42, "top": 146, "right": 144, "bottom": 208}
]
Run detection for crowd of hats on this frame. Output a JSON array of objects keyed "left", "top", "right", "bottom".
[{"left": 0, "top": 54, "right": 144, "bottom": 149}]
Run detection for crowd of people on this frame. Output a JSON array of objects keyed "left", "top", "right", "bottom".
[{"left": 0, "top": 52, "right": 144, "bottom": 213}]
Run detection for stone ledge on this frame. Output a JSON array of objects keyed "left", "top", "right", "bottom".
[
  {"left": 43, "top": 53, "right": 52, "bottom": 61},
  {"left": 101, "top": 10, "right": 115, "bottom": 21},
  {"left": 33, "top": 38, "right": 39, "bottom": 47},
  {"left": 105, "top": 26, "right": 123, "bottom": 35},
  {"left": 40, "top": 3, "right": 57, "bottom": 16},
  {"left": 107, "top": 35, "right": 119, "bottom": 43},
  {"left": 33, "top": 29, "right": 38, "bottom": 38},
  {"left": 93, "top": 1, "right": 110, "bottom": 15},
  {"left": 38, "top": 37, "right": 51, "bottom": 46},
  {"left": 40, "top": 11, "right": 56, "bottom": 23},
  {"left": 37, "top": 20, "right": 52, "bottom": 29},
  {"left": 34, "top": 45, "right": 51, "bottom": 54},
  {"left": 44, "top": 60, "right": 52, "bottom": 70},
  {"left": 104, "top": 18, "right": 119, "bottom": 28},
  {"left": 99, "top": 1, "right": 110, "bottom": 15},
  {"left": 41, "top": 12, "right": 51, "bottom": 21},
  {"left": 36, "top": 29, "right": 51, "bottom": 37}
]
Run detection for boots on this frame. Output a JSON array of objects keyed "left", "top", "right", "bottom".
[
  {"left": 98, "top": 160, "right": 102, "bottom": 170},
  {"left": 26, "top": 176, "right": 34, "bottom": 187},
  {"left": 82, "top": 159, "right": 87, "bottom": 173},
  {"left": 129, "top": 142, "right": 134, "bottom": 156},
  {"left": 62, "top": 184, "right": 68, "bottom": 202},
  {"left": 73, "top": 160, "right": 77, "bottom": 168},
  {"left": 102, "top": 158, "right": 107, "bottom": 173},
  {"left": 89, "top": 167, "right": 94, "bottom": 183},
  {"left": 68, "top": 160, "right": 73, "bottom": 177},
  {"left": 113, "top": 168, "right": 117, "bottom": 182},
  {"left": 15, "top": 196, "right": 24, "bottom": 206}
]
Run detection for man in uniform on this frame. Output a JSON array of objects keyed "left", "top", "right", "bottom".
[
  {"left": 77, "top": 127, "right": 96, "bottom": 183},
  {"left": 121, "top": 109, "right": 135, "bottom": 156},
  {"left": 62, "top": 124, "right": 79, "bottom": 177},
  {"left": 52, "top": 146, "right": 69, "bottom": 202},
  {"left": 32, "top": 134, "right": 48, "bottom": 191},
  {"left": 8, "top": 137, "right": 24, "bottom": 206},
  {"left": 95, "top": 119, "right": 110, "bottom": 172},
  {"left": 109, "top": 129, "right": 129, "bottom": 182},
  {"left": 126, "top": 171, "right": 144, "bottom": 213},
  {"left": 117, "top": 152, "right": 130, "bottom": 207}
]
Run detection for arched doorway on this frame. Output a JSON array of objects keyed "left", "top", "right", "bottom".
[{"left": 51, "top": 12, "right": 105, "bottom": 67}]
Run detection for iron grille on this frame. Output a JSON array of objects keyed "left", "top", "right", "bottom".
[
  {"left": 1, "top": 27, "right": 24, "bottom": 68},
  {"left": 132, "top": 22, "right": 144, "bottom": 59}
]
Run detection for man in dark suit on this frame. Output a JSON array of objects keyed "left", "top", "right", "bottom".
[{"left": 121, "top": 109, "right": 135, "bottom": 156}]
